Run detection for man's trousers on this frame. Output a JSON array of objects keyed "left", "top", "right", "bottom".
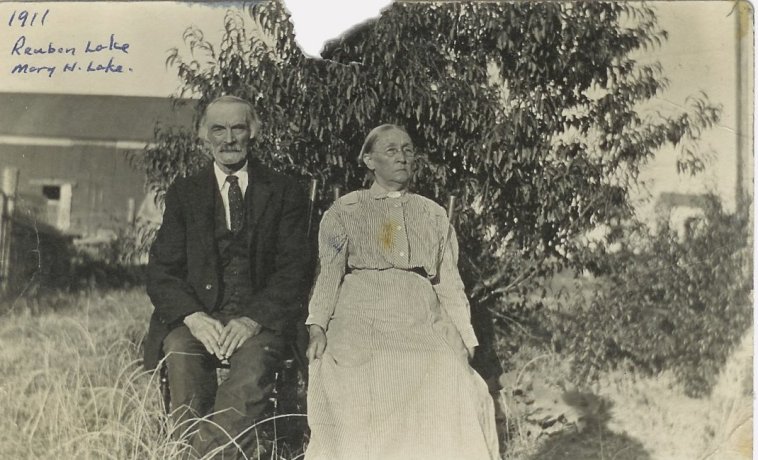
[{"left": 163, "top": 325, "right": 286, "bottom": 459}]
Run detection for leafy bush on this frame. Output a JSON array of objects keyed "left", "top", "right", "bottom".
[
  {"left": 150, "top": 0, "right": 720, "bottom": 317},
  {"left": 549, "top": 196, "right": 752, "bottom": 396},
  {"left": 130, "top": 126, "right": 210, "bottom": 202},
  {"left": 3, "top": 223, "right": 146, "bottom": 308},
  {"left": 67, "top": 248, "right": 145, "bottom": 291},
  {"left": 134, "top": 1, "right": 729, "bottom": 391}
]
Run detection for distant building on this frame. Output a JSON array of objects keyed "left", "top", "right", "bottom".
[
  {"left": 0, "top": 92, "right": 196, "bottom": 238},
  {"left": 635, "top": 126, "right": 753, "bottom": 237}
]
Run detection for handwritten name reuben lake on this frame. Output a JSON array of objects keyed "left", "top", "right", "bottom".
[{"left": 9, "top": 34, "right": 133, "bottom": 77}]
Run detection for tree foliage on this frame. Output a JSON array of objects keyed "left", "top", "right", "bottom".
[
  {"left": 549, "top": 196, "right": 752, "bottom": 396},
  {"left": 142, "top": 1, "right": 721, "bottom": 348}
]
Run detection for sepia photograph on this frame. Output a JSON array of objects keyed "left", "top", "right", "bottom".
[{"left": 0, "top": 1, "right": 753, "bottom": 459}]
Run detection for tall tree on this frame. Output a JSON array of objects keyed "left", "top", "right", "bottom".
[{"left": 143, "top": 1, "right": 720, "bottom": 372}]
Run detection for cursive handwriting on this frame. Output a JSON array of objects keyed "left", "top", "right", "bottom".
[
  {"left": 84, "top": 34, "right": 129, "bottom": 54},
  {"left": 11, "top": 62, "right": 56, "bottom": 78},
  {"left": 8, "top": 29, "right": 134, "bottom": 78},
  {"left": 86, "top": 57, "right": 130, "bottom": 73},
  {"left": 11, "top": 35, "right": 76, "bottom": 56}
]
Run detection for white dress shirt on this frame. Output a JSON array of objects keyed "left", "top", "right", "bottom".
[{"left": 213, "top": 161, "right": 249, "bottom": 230}]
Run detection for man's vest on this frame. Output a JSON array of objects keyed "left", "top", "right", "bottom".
[{"left": 212, "top": 187, "right": 254, "bottom": 322}]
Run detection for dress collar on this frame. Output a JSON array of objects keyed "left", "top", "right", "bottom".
[{"left": 369, "top": 182, "right": 409, "bottom": 201}]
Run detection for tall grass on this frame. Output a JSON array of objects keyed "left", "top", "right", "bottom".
[
  {"left": 0, "top": 289, "right": 302, "bottom": 460},
  {"left": 1, "top": 288, "right": 751, "bottom": 459},
  {"left": 2, "top": 290, "right": 166, "bottom": 458}
]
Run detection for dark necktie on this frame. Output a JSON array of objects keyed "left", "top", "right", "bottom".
[{"left": 226, "top": 175, "right": 244, "bottom": 233}]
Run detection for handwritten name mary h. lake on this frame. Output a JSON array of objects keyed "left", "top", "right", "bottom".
[{"left": 10, "top": 34, "right": 132, "bottom": 77}]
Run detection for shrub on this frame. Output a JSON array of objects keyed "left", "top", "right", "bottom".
[
  {"left": 1, "top": 222, "right": 146, "bottom": 311},
  {"left": 548, "top": 196, "right": 752, "bottom": 396}
]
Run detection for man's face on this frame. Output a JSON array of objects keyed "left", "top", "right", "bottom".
[
  {"left": 204, "top": 102, "right": 253, "bottom": 167},
  {"left": 364, "top": 128, "right": 415, "bottom": 190}
]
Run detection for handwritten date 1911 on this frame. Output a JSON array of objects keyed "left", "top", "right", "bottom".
[{"left": 8, "top": 9, "right": 50, "bottom": 27}]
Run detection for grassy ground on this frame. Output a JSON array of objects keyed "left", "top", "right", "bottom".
[
  {"left": 0, "top": 289, "right": 174, "bottom": 459},
  {"left": 0, "top": 288, "right": 752, "bottom": 459},
  {"left": 0, "top": 288, "right": 307, "bottom": 460},
  {"left": 499, "top": 331, "right": 753, "bottom": 460}
]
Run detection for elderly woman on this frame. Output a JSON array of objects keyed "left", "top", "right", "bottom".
[{"left": 305, "top": 124, "right": 498, "bottom": 460}]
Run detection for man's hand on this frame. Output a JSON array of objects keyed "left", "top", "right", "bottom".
[
  {"left": 184, "top": 312, "right": 225, "bottom": 359},
  {"left": 306, "top": 325, "right": 327, "bottom": 362},
  {"left": 219, "top": 317, "right": 262, "bottom": 360}
]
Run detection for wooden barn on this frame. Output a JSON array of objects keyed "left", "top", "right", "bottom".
[
  {"left": 0, "top": 92, "right": 195, "bottom": 293},
  {"left": 0, "top": 92, "right": 195, "bottom": 237}
]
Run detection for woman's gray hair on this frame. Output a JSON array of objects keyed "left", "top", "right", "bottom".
[
  {"left": 359, "top": 124, "right": 410, "bottom": 161},
  {"left": 197, "top": 95, "right": 261, "bottom": 140}
]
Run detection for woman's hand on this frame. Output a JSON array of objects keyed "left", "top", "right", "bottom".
[
  {"left": 306, "top": 324, "right": 327, "bottom": 362},
  {"left": 467, "top": 345, "right": 477, "bottom": 361}
]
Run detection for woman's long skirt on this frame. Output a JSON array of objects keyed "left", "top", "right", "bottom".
[{"left": 306, "top": 269, "right": 499, "bottom": 460}]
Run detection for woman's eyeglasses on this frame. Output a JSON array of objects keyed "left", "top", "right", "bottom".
[{"left": 380, "top": 147, "right": 416, "bottom": 159}]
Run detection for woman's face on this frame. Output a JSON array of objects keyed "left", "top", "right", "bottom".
[{"left": 364, "top": 128, "right": 415, "bottom": 190}]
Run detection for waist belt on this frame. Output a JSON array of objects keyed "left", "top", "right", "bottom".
[{"left": 346, "top": 266, "right": 430, "bottom": 279}]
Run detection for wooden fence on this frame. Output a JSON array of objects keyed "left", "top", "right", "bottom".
[
  {"left": 0, "top": 167, "right": 19, "bottom": 294},
  {"left": 0, "top": 167, "right": 77, "bottom": 298}
]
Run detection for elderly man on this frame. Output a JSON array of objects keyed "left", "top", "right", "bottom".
[{"left": 143, "top": 95, "right": 312, "bottom": 458}]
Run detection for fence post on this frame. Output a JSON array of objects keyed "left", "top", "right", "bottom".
[
  {"left": 0, "top": 167, "right": 19, "bottom": 294},
  {"left": 126, "top": 198, "right": 135, "bottom": 225},
  {"left": 0, "top": 192, "right": 6, "bottom": 294}
]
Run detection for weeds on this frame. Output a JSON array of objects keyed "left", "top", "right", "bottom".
[
  {"left": 1, "top": 287, "right": 751, "bottom": 459},
  {"left": 0, "top": 289, "right": 303, "bottom": 460},
  {"left": 499, "top": 329, "right": 753, "bottom": 460}
]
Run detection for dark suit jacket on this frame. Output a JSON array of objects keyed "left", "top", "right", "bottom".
[{"left": 143, "top": 158, "right": 312, "bottom": 370}]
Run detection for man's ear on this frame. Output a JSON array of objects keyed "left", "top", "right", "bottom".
[
  {"left": 198, "top": 137, "right": 213, "bottom": 160},
  {"left": 249, "top": 112, "right": 262, "bottom": 139},
  {"left": 249, "top": 122, "right": 260, "bottom": 139}
]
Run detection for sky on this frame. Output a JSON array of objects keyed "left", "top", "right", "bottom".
[
  {"left": 0, "top": 1, "right": 750, "bottom": 213},
  {"left": 634, "top": 2, "right": 746, "bottom": 215}
]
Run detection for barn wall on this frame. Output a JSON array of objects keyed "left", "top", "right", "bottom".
[{"left": 1, "top": 146, "right": 146, "bottom": 236}]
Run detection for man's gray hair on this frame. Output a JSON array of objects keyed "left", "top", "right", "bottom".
[{"left": 197, "top": 95, "right": 261, "bottom": 140}]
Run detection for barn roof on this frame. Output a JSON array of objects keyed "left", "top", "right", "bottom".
[{"left": 0, "top": 92, "right": 197, "bottom": 142}]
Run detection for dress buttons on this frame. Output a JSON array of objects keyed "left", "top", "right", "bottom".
[
  {"left": 396, "top": 225, "right": 402, "bottom": 230},
  {"left": 394, "top": 202, "right": 401, "bottom": 208},
  {"left": 205, "top": 284, "right": 212, "bottom": 290},
  {"left": 399, "top": 251, "right": 405, "bottom": 256}
]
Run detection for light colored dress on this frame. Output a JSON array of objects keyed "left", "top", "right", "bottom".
[{"left": 305, "top": 182, "right": 499, "bottom": 460}]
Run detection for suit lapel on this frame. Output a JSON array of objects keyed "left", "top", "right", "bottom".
[
  {"left": 246, "top": 159, "right": 273, "bottom": 248},
  {"left": 187, "top": 165, "right": 217, "bottom": 255}
]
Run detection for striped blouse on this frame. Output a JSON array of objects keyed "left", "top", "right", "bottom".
[{"left": 305, "top": 182, "right": 478, "bottom": 350}]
